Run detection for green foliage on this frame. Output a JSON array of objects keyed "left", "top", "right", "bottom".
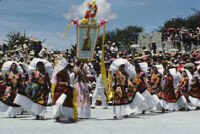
[
  {"left": 98, "top": 25, "right": 143, "bottom": 48},
  {"left": 160, "top": 9, "right": 200, "bottom": 31},
  {"left": 186, "top": 12, "right": 200, "bottom": 29},
  {"left": 162, "top": 18, "right": 186, "bottom": 31},
  {"left": 4, "top": 31, "right": 30, "bottom": 49},
  {"left": 70, "top": 43, "right": 76, "bottom": 56}
]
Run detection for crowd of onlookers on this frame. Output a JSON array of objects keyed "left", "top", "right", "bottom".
[
  {"left": 162, "top": 27, "right": 200, "bottom": 51},
  {"left": 0, "top": 28, "right": 200, "bottom": 79},
  {"left": 0, "top": 35, "right": 200, "bottom": 95}
]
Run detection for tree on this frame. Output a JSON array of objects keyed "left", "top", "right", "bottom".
[
  {"left": 186, "top": 12, "right": 200, "bottom": 29},
  {"left": 159, "top": 8, "right": 200, "bottom": 32},
  {"left": 159, "top": 17, "right": 186, "bottom": 32},
  {"left": 70, "top": 43, "right": 76, "bottom": 56},
  {"left": 97, "top": 25, "right": 143, "bottom": 49},
  {"left": 4, "top": 31, "right": 30, "bottom": 49}
]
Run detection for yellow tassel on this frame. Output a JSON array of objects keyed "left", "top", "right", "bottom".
[
  {"left": 64, "top": 21, "right": 71, "bottom": 38},
  {"left": 101, "top": 24, "right": 109, "bottom": 99},
  {"left": 73, "top": 88, "right": 78, "bottom": 120},
  {"left": 51, "top": 56, "right": 59, "bottom": 98},
  {"left": 108, "top": 71, "right": 113, "bottom": 101}
]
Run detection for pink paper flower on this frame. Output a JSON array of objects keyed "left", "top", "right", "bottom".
[
  {"left": 87, "top": 3, "right": 92, "bottom": 8},
  {"left": 73, "top": 18, "right": 79, "bottom": 25},
  {"left": 100, "top": 18, "right": 106, "bottom": 26}
]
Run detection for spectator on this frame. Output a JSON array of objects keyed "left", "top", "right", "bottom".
[{"left": 2, "top": 42, "right": 8, "bottom": 53}]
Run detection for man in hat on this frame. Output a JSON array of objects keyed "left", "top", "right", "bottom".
[
  {"left": 110, "top": 42, "right": 118, "bottom": 53},
  {"left": 91, "top": 69, "right": 108, "bottom": 109},
  {"left": 33, "top": 41, "right": 43, "bottom": 57},
  {"left": 2, "top": 42, "right": 8, "bottom": 53},
  {"left": 15, "top": 40, "right": 23, "bottom": 50},
  {"left": 104, "top": 43, "right": 110, "bottom": 51},
  {"left": 38, "top": 47, "right": 47, "bottom": 58},
  {"left": 151, "top": 42, "right": 157, "bottom": 54},
  {"left": 96, "top": 46, "right": 102, "bottom": 59},
  {"left": 23, "top": 40, "right": 29, "bottom": 50}
]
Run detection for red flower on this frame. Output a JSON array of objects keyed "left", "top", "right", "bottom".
[{"left": 85, "top": 10, "right": 90, "bottom": 19}]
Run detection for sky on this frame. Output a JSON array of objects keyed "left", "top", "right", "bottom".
[{"left": 0, "top": 0, "right": 199, "bottom": 50}]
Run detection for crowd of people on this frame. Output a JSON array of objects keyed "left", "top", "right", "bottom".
[
  {"left": 0, "top": 36, "right": 200, "bottom": 122},
  {"left": 162, "top": 27, "right": 200, "bottom": 51}
]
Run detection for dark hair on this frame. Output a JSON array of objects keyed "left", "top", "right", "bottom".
[
  {"left": 194, "top": 76, "right": 200, "bottom": 83},
  {"left": 9, "top": 63, "right": 18, "bottom": 73},
  {"left": 36, "top": 61, "right": 44, "bottom": 68},
  {"left": 135, "top": 63, "right": 141, "bottom": 73},
  {"left": 119, "top": 64, "right": 125, "bottom": 68},
  {"left": 36, "top": 61, "right": 46, "bottom": 73},
  {"left": 152, "top": 66, "right": 158, "bottom": 73}
]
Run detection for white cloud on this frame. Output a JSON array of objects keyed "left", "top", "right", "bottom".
[
  {"left": 63, "top": 0, "right": 117, "bottom": 20},
  {"left": 56, "top": 32, "right": 65, "bottom": 39}
]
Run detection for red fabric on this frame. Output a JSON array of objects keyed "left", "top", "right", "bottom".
[{"left": 177, "top": 64, "right": 184, "bottom": 71}]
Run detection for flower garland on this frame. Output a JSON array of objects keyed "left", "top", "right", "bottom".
[
  {"left": 70, "top": 1, "right": 107, "bottom": 26},
  {"left": 82, "top": 1, "right": 98, "bottom": 24},
  {"left": 64, "top": 1, "right": 108, "bottom": 38}
]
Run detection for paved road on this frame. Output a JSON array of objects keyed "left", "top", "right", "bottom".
[{"left": 0, "top": 106, "right": 199, "bottom": 134}]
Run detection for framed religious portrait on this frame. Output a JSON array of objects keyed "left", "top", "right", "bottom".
[{"left": 76, "top": 24, "right": 100, "bottom": 61}]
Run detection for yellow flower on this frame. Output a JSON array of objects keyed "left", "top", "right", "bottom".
[
  {"left": 87, "top": 1, "right": 90, "bottom": 5},
  {"left": 92, "top": 1, "right": 96, "bottom": 7},
  {"left": 92, "top": 19, "right": 96, "bottom": 24},
  {"left": 81, "top": 18, "right": 88, "bottom": 24},
  {"left": 92, "top": 3, "right": 96, "bottom": 7}
]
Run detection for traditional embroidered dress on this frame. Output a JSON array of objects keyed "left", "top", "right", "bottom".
[
  {"left": 112, "top": 71, "right": 145, "bottom": 118},
  {"left": 160, "top": 75, "right": 178, "bottom": 110},
  {"left": 162, "top": 75, "right": 176, "bottom": 102},
  {"left": 113, "top": 71, "right": 134, "bottom": 105},
  {"left": 18, "top": 72, "right": 29, "bottom": 95},
  {"left": 74, "top": 69, "right": 90, "bottom": 119},
  {"left": 172, "top": 76, "right": 189, "bottom": 110},
  {"left": 52, "top": 70, "right": 77, "bottom": 120},
  {"left": 134, "top": 72, "right": 156, "bottom": 111},
  {"left": 0, "top": 71, "right": 21, "bottom": 116},
  {"left": 176, "top": 77, "right": 189, "bottom": 101},
  {"left": 14, "top": 72, "right": 32, "bottom": 113},
  {"left": 0, "top": 83, "right": 7, "bottom": 112},
  {"left": 151, "top": 72, "right": 162, "bottom": 95},
  {"left": 188, "top": 78, "right": 200, "bottom": 108},
  {"left": 15, "top": 70, "right": 50, "bottom": 116},
  {"left": 150, "top": 72, "right": 163, "bottom": 111}
]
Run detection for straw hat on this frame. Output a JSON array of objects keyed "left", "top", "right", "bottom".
[
  {"left": 29, "top": 51, "right": 34, "bottom": 56},
  {"left": 13, "top": 45, "right": 17, "bottom": 49}
]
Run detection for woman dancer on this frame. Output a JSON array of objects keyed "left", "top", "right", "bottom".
[
  {"left": 25, "top": 62, "right": 50, "bottom": 120},
  {"left": 133, "top": 63, "right": 155, "bottom": 114},
  {"left": 0, "top": 63, "right": 21, "bottom": 117},
  {"left": 52, "top": 59, "right": 77, "bottom": 121},
  {"left": 188, "top": 76, "right": 200, "bottom": 109},
  {"left": 74, "top": 62, "right": 90, "bottom": 119}
]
